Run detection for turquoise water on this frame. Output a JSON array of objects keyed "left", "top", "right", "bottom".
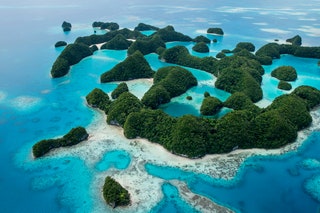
[
  {"left": 95, "top": 150, "right": 131, "bottom": 171},
  {"left": 1, "top": 0, "right": 320, "bottom": 212}
]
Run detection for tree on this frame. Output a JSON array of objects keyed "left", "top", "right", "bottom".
[
  {"left": 271, "top": 66, "right": 297, "bottom": 81},
  {"left": 111, "top": 82, "right": 129, "bottom": 99},
  {"left": 200, "top": 96, "right": 223, "bottom": 115},
  {"left": 207, "top": 28, "right": 224, "bottom": 35},
  {"left": 86, "top": 88, "right": 111, "bottom": 112},
  {"left": 103, "top": 176, "right": 130, "bottom": 208},
  {"left": 100, "top": 51, "right": 154, "bottom": 83},
  {"left": 192, "top": 42, "right": 209, "bottom": 53}
]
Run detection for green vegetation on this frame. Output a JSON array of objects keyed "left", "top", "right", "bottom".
[
  {"left": 170, "top": 115, "right": 214, "bottom": 158},
  {"left": 142, "top": 66, "right": 197, "bottom": 108},
  {"left": 216, "top": 52, "right": 226, "bottom": 59},
  {"left": 192, "top": 42, "right": 209, "bottom": 53},
  {"left": 51, "top": 43, "right": 93, "bottom": 78},
  {"left": 278, "top": 81, "right": 292, "bottom": 90},
  {"left": 250, "top": 110, "right": 297, "bottom": 148},
  {"left": 151, "top": 26, "right": 193, "bottom": 42},
  {"left": 292, "top": 85, "right": 320, "bottom": 109},
  {"left": 124, "top": 109, "right": 176, "bottom": 145},
  {"left": 233, "top": 42, "right": 255, "bottom": 52},
  {"left": 134, "top": 23, "right": 159, "bottom": 31},
  {"left": 75, "top": 28, "right": 145, "bottom": 46},
  {"left": 55, "top": 41, "right": 67, "bottom": 47},
  {"left": 214, "top": 55, "right": 264, "bottom": 102},
  {"left": 223, "top": 92, "right": 260, "bottom": 113},
  {"left": 271, "top": 66, "right": 297, "bottom": 81},
  {"left": 256, "top": 42, "right": 320, "bottom": 65},
  {"left": 74, "top": 24, "right": 320, "bottom": 158},
  {"left": 86, "top": 88, "right": 111, "bottom": 112},
  {"left": 186, "top": 96, "right": 192, "bottom": 100},
  {"left": 103, "top": 176, "right": 130, "bottom": 208},
  {"left": 100, "top": 51, "right": 154, "bottom": 83},
  {"left": 207, "top": 28, "right": 224, "bottom": 35},
  {"left": 200, "top": 96, "right": 223, "bottom": 115},
  {"left": 111, "top": 82, "right": 129, "bottom": 99},
  {"left": 266, "top": 94, "right": 312, "bottom": 130},
  {"left": 62, "top": 21, "right": 71, "bottom": 31},
  {"left": 212, "top": 110, "right": 254, "bottom": 152},
  {"left": 107, "top": 92, "right": 143, "bottom": 126},
  {"left": 194, "top": 35, "right": 211, "bottom": 44},
  {"left": 286, "top": 35, "right": 302, "bottom": 46},
  {"left": 32, "top": 127, "right": 88, "bottom": 158},
  {"left": 100, "top": 22, "right": 119, "bottom": 31},
  {"left": 127, "top": 35, "right": 165, "bottom": 55},
  {"left": 160, "top": 46, "right": 217, "bottom": 73},
  {"left": 101, "top": 34, "right": 132, "bottom": 50},
  {"left": 90, "top": 45, "right": 98, "bottom": 52}
]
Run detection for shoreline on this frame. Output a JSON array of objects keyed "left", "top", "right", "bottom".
[{"left": 41, "top": 106, "right": 320, "bottom": 212}]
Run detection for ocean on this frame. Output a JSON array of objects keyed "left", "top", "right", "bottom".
[{"left": 0, "top": 0, "right": 320, "bottom": 212}]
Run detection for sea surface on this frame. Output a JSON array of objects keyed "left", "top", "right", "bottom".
[{"left": 0, "top": 0, "right": 320, "bottom": 212}]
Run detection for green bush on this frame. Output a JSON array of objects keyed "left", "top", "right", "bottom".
[
  {"left": 124, "top": 109, "right": 176, "bottom": 145},
  {"left": 101, "top": 51, "right": 154, "bottom": 83},
  {"left": 250, "top": 110, "right": 297, "bottom": 148},
  {"left": 62, "top": 21, "right": 72, "bottom": 31},
  {"left": 286, "top": 35, "right": 302, "bottom": 46},
  {"left": 100, "top": 22, "right": 119, "bottom": 31},
  {"left": 207, "top": 28, "right": 224, "bottom": 35},
  {"left": 51, "top": 57, "right": 70, "bottom": 78},
  {"left": 292, "top": 86, "right": 320, "bottom": 109},
  {"left": 141, "top": 85, "right": 171, "bottom": 109},
  {"left": 200, "top": 96, "right": 223, "bottom": 115},
  {"left": 127, "top": 35, "right": 165, "bottom": 55},
  {"left": 271, "top": 66, "right": 297, "bottom": 81},
  {"left": 90, "top": 45, "right": 98, "bottom": 52},
  {"left": 103, "top": 176, "right": 130, "bottom": 208},
  {"left": 51, "top": 43, "right": 93, "bottom": 78},
  {"left": 266, "top": 94, "right": 312, "bottom": 130},
  {"left": 278, "top": 81, "right": 292, "bottom": 90},
  {"left": 233, "top": 42, "right": 255, "bottom": 52},
  {"left": 101, "top": 34, "right": 132, "bottom": 50},
  {"left": 111, "top": 82, "right": 129, "bottom": 99},
  {"left": 86, "top": 88, "right": 111, "bottom": 112},
  {"left": 134, "top": 23, "right": 159, "bottom": 31},
  {"left": 186, "top": 96, "right": 192, "bottom": 100},
  {"left": 142, "top": 66, "right": 197, "bottom": 108},
  {"left": 32, "top": 127, "right": 88, "bottom": 158},
  {"left": 107, "top": 92, "right": 143, "bottom": 126},
  {"left": 223, "top": 92, "right": 260, "bottom": 113},
  {"left": 151, "top": 25, "right": 193, "bottom": 42},
  {"left": 212, "top": 110, "right": 254, "bottom": 152},
  {"left": 216, "top": 52, "right": 226, "bottom": 59},
  {"left": 55, "top": 41, "right": 67, "bottom": 47},
  {"left": 194, "top": 35, "right": 211, "bottom": 44},
  {"left": 170, "top": 115, "right": 214, "bottom": 158},
  {"left": 160, "top": 46, "right": 217, "bottom": 73},
  {"left": 192, "top": 42, "right": 209, "bottom": 53}
]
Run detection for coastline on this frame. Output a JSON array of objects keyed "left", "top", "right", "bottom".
[{"left": 40, "top": 105, "right": 320, "bottom": 212}]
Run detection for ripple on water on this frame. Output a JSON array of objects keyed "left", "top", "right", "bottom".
[
  {"left": 95, "top": 150, "right": 131, "bottom": 171},
  {"left": 304, "top": 174, "right": 320, "bottom": 202},
  {"left": 10, "top": 96, "right": 43, "bottom": 112}
]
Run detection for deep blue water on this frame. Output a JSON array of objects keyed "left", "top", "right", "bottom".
[{"left": 0, "top": 0, "right": 320, "bottom": 212}]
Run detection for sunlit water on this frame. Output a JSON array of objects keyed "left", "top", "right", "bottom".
[{"left": 0, "top": 0, "right": 320, "bottom": 212}]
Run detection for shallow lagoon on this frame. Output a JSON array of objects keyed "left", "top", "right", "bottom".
[{"left": 1, "top": 0, "right": 320, "bottom": 212}]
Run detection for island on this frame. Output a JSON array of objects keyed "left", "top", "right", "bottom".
[
  {"left": 32, "top": 127, "right": 88, "bottom": 158},
  {"left": 271, "top": 66, "right": 297, "bottom": 81},
  {"left": 100, "top": 51, "right": 155, "bottom": 83},
  {"left": 54, "top": 41, "right": 67, "bottom": 48},
  {"left": 207, "top": 27, "right": 224, "bottom": 35},
  {"left": 47, "top": 22, "right": 320, "bottom": 159},
  {"left": 62, "top": 21, "right": 72, "bottom": 32},
  {"left": 192, "top": 42, "right": 209, "bottom": 53},
  {"left": 103, "top": 176, "right": 130, "bottom": 208}
]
